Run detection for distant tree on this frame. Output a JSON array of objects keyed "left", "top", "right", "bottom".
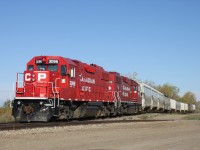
[
  {"left": 143, "top": 80, "right": 157, "bottom": 89},
  {"left": 196, "top": 101, "right": 200, "bottom": 110},
  {"left": 180, "top": 92, "right": 197, "bottom": 104},
  {"left": 157, "top": 83, "right": 180, "bottom": 100},
  {"left": 125, "top": 72, "right": 138, "bottom": 80},
  {"left": 3, "top": 99, "right": 11, "bottom": 108}
]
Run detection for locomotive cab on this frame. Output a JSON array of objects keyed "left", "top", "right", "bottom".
[
  {"left": 13, "top": 56, "right": 76, "bottom": 122},
  {"left": 16, "top": 56, "right": 66, "bottom": 98}
]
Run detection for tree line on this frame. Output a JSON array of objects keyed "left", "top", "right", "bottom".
[
  {"left": 144, "top": 80, "right": 197, "bottom": 104},
  {"left": 126, "top": 72, "right": 199, "bottom": 107}
]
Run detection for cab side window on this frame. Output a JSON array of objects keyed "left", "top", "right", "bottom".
[
  {"left": 61, "top": 65, "right": 67, "bottom": 76},
  {"left": 134, "top": 85, "right": 137, "bottom": 92}
]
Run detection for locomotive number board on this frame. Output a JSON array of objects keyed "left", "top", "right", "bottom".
[
  {"left": 35, "top": 59, "right": 42, "bottom": 64},
  {"left": 35, "top": 59, "right": 59, "bottom": 64},
  {"left": 48, "top": 59, "right": 59, "bottom": 64}
]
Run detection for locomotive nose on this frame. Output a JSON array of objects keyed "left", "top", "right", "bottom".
[{"left": 33, "top": 71, "right": 50, "bottom": 97}]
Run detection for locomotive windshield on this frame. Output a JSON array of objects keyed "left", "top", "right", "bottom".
[
  {"left": 36, "top": 65, "right": 58, "bottom": 71},
  {"left": 48, "top": 65, "right": 58, "bottom": 71},
  {"left": 37, "top": 65, "right": 46, "bottom": 71},
  {"left": 28, "top": 65, "right": 34, "bottom": 71}
]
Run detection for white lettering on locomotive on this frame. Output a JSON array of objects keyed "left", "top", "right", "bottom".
[
  {"left": 35, "top": 59, "right": 42, "bottom": 64},
  {"left": 122, "top": 92, "right": 129, "bottom": 97},
  {"left": 48, "top": 59, "right": 59, "bottom": 64},
  {"left": 80, "top": 76, "right": 95, "bottom": 84},
  {"left": 123, "top": 85, "right": 130, "bottom": 91},
  {"left": 81, "top": 86, "right": 91, "bottom": 92},
  {"left": 70, "top": 81, "right": 76, "bottom": 87},
  {"left": 25, "top": 73, "right": 31, "bottom": 81},
  {"left": 38, "top": 73, "right": 46, "bottom": 81}
]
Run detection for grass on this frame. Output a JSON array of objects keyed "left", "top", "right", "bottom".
[
  {"left": 138, "top": 113, "right": 159, "bottom": 120},
  {"left": 183, "top": 114, "right": 200, "bottom": 120},
  {"left": 0, "top": 107, "right": 14, "bottom": 122}
]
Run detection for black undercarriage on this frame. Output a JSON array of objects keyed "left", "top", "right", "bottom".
[{"left": 12, "top": 99, "right": 142, "bottom": 122}]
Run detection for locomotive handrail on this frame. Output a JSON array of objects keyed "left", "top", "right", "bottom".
[
  {"left": 55, "top": 78, "right": 61, "bottom": 93},
  {"left": 33, "top": 81, "right": 59, "bottom": 108},
  {"left": 16, "top": 72, "right": 25, "bottom": 93},
  {"left": 10, "top": 82, "right": 16, "bottom": 99},
  {"left": 17, "top": 81, "right": 59, "bottom": 108},
  {"left": 117, "top": 92, "right": 122, "bottom": 107},
  {"left": 108, "top": 91, "right": 120, "bottom": 108},
  {"left": 9, "top": 82, "right": 16, "bottom": 108},
  {"left": 54, "top": 78, "right": 62, "bottom": 107},
  {"left": 16, "top": 81, "right": 25, "bottom": 93}
]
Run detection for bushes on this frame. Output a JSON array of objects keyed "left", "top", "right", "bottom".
[{"left": 0, "top": 107, "right": 14, "bottom": 122}]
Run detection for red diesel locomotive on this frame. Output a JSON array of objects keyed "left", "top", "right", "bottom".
[{"left": 12, "top": 56, "right": 141, "bottom": 122}]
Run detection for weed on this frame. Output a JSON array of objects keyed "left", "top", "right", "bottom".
[
  {"left": 0, "top": 107, "right": 14, "bottom": 122},
  {"left": 183, "top": 114, "right": 200, "bottom": 120}
]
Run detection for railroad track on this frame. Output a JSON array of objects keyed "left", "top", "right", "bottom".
[{"left": 0, "top": 119, "right": 174, "bottom": 131}]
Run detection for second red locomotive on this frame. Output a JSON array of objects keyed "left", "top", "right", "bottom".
[{"left": 12, "top": 56, "right": 142, "bottom": 122}]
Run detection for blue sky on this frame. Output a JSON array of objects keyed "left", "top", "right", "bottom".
[{"left": 0, "top": 0, "right": 200, "bottom": 106}]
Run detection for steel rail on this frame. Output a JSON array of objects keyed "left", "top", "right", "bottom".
[{"left": 0, "top": 119, "right": 174, "bottom": 131}]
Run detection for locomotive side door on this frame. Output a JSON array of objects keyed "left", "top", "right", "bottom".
[
  {"left": 59, "top": 64, "right": 77, "bottom": 100},
  {"left": 68, "top": 65, "right": 77, "bottom": 100}
]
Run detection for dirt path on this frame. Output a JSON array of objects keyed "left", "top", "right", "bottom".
[{"left": 0, "top": 114, "right": 200, "bottom": 150}]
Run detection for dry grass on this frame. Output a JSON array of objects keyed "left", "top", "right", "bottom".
[
  {"left": 183, "top": 113, "right": 200, "bottom": 120},
  {"left": 137, "top": 113, "right": 159, "bottom": 120},
  {"left": 0, "top": 107, "right": 14, "bottom": 122}
]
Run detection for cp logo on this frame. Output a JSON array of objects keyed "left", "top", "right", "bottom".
[
  {"left": 25, "top": 73, "right": 46, "bottom": 81},
  {"left": 25, "top": 73, "right": 31, "bottom": 81},
  {"left": 37, "top": 73, "right": 46, "bottom": 81}
]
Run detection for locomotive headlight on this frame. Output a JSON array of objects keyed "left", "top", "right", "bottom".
[
  {"left": 32, "top": 74, "right": 35, "bottom": 77},
  {"left": 17, "top": 101, "right": 21, "bottom": 105},
  {"left": 108, "top": 86, "right": 111, "bottom": 90},
  {"left": 32, "top": 78, "right": 35, "bottom": 81},
  {"left": 40, "top": 101, "right": 44, "bottom": 105}
]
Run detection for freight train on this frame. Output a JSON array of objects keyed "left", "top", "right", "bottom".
[{"left": 12, "top": 56, "right": 195, "bottom": 122}]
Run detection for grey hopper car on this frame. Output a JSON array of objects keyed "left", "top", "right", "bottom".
[{"left": 139, "top": 83, "right": 167, "bottom": 111}]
